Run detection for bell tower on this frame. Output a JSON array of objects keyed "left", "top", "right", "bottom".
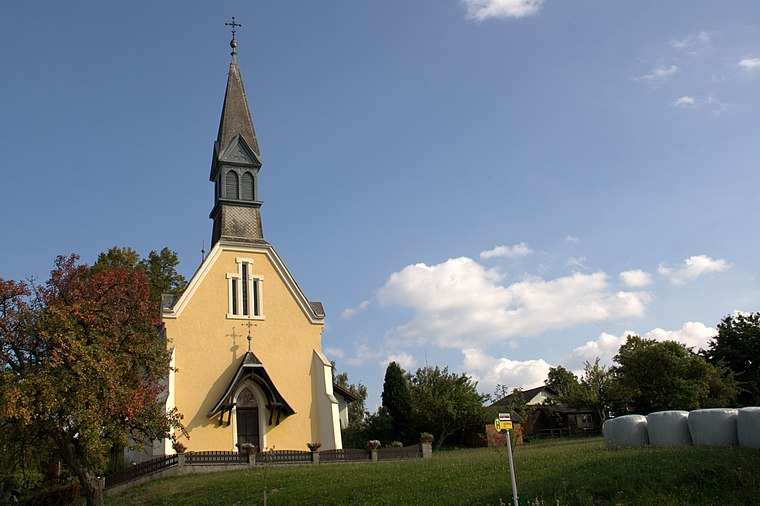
[{"left": 209, "top": 19, "right": 265, "bottom": 246}]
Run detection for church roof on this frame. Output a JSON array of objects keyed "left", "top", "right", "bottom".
[
  {"left": 216, "top": 59, "right": 260, "bottom": 156},
  {"left": 208, "top": 350, "right": 295, "bottom": 425}
]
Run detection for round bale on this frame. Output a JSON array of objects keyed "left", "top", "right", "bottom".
[
  {"left": 647, "top": 410, "right": 691, "bottom": 446},
  {"left": 687, "top": 408, "right": 738, "bottom": 446},
  {"left": 603, "top": 415, "right": 648, "bottom": 449},
  {"left": 737, "top": 407, "right": 760, "bottom": 449}
]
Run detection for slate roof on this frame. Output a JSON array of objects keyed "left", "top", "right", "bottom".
[{"left": 217, "top": 60, "right": 260, "bottom": 156}]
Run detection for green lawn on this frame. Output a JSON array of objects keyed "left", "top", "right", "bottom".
[{"left": 107, "top": 438, "right": 760, "bottom": 505}]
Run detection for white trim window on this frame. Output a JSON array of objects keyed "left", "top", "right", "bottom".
[{"left": 227, "top": 258, "right": 264, "bottom": 319}]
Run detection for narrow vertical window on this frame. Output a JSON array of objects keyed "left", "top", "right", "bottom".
[
  {"left": 241, "top": 263, "right": 249, "bottom": 316},
  {"left": 252, "top": 279, "right": 259, "bottom": 316},
  {"left": 242, "top": 172, "right": 255, "bottom": 201},
  {"left": 226, "top": 171, "right": 239, "bottom": 199},
  {"left": 231, "top": 278, "right": 239, "bottom": 315}
]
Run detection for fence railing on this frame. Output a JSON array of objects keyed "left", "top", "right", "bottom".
[
  {"left": 185, "top": 451, "right": 249, "bottom": 465},
  {"left": 105, "top": 454, "right": 178, "bottom": 488},
  {"left": 255, "top": 449, "right": 311, "bottom": 464},
  {"left": 320, "top": 448, "right": 372, "bottom": 463}
]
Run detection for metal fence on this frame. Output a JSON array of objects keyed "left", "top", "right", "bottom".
[
  {"left": 255, "top": 449, "right": 311, "bottom": 464},
  {"left": 105, "top": 454, "right": 178, "bottom": 488},
  {"left": 185, "top": 451, "right": 249, "bottom": 465},
  {"left": 320, "top": 448, "right": 372, "bottom": 463}
]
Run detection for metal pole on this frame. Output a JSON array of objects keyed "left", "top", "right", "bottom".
[{"left": 505, "top": 429, "right": 519, "bottom": 506}]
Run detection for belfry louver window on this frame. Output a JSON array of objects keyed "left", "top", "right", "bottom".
[{"left": 226, "top": 171, "right": 239, "bottom": 199}]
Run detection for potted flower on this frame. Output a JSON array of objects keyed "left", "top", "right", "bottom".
[
  {"left": 306, "top": 441, "right": 322, "bottom": 452},
  {"left": 420, "top": 432, "right": 434, "bottom": 443},
  {"left": 173, "top": 441, "right": 187, "bottom": 454},
  {"left": 240, "top": 442, "right": 257, "bottom": 454},
  {"left": 367, "top": 440, "right": 381, "bottom": 450}
]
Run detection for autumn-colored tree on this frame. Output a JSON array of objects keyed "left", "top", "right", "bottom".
[{"left": 0, "top": 255, "right": 184, "bottom": 506}]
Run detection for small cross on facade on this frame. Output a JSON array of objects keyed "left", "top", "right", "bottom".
[{"left": 242, "top": 320, "right": 256, "bottom": 352}]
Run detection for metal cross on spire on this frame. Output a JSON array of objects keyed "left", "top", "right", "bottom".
[{"left": 225, "top": 16, "right": 242, "bottom": 56}]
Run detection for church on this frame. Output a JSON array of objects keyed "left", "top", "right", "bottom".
[{"left": 154, "top": 31, "right": 350, "bottom": 456}]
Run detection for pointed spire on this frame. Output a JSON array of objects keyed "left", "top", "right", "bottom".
[{"left": 217, "top": 19, "right": 260, "bottom": 156}]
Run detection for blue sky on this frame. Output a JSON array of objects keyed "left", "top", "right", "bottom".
[{"left": 1, "top": 1, "right": 758, "bottom": 408}]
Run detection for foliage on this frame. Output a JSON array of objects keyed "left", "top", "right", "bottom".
[
  {"left": 381, "top": 361, "right": 412, "bottom": 443},
  {"left": 107, "top": 438, "right": 760, "bottom": 506},
  {"left": 408, "top": 366, "right": 486, "bottom": 449},
  {"left": 544, "top": 365, "right": 581, "bottom": 398},
  {"left": 334, "top": 369, "right": 368, "bottom": 427},
  {"left": 0, "top": 255, "right": 184, "bottom": 506},
  {"left": 703, "top": 312, "right": 760, "bottom": 406},
  {"left": 92, "top": 246, "right": 187, "bottom": 308},
  {"left": 613, "top": 335, "right": 736, "bottom": 414},
  {"left": 488, "top": 385, "right": 534, "bottom": 426}
]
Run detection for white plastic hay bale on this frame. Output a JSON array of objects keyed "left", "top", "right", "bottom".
[
  {"left": 647, "top": 410, "right": 691, "bottom": 446},
  {"left": 603, "top": 415, "right": 649, "bottom": 449},
  {"left": 737, "top": 407, "right": 760, "bottom": 449},
  {"left": 687, "top": 408, "right": 738, "bottom": 446}
]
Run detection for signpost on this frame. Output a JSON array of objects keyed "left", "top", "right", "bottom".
[{"left": 494, "top": 413, "right": 519, "bottom": 506}]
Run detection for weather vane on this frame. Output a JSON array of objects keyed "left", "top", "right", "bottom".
[{"left": 225, "top": 16, "right": 242, "bottom": 56}]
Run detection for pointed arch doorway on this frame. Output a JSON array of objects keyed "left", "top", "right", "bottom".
[{"left": 236, "top": 387, "right": 260, "bottom": 450}]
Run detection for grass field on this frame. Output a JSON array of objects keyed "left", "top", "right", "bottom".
[{"left": 107, "top": 438, "right": 760, "bottom": 505}]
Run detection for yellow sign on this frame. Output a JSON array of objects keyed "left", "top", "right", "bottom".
[{"left": 493, "top": 418, "right": 513, "bottom": 432}]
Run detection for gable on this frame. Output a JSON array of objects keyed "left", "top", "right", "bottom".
[
  {"left": 162, "top": 241, "right": 324, "bottom": 324},
  {"left": 219, "top": 135, "right": 261, "bottom": 166}
]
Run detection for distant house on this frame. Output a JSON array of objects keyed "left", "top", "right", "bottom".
[
  {"left": 490, "top": 385, "right": 599, "bottom": 438},
  {"left": 332, "top": 383, "right": 359, "bottom": 429}
]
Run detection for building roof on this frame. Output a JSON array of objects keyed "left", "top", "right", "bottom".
[
  {"left": 216, "top": 58, "right": 260, "bottom": 157},
  {"left": 490, "top": 385, "right": 557, "bottom": 407},
  {"left": 332, "top": 383, "right": 359, "bottom": 403}
]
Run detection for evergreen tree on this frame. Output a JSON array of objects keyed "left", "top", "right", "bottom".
[{"left": 381, "top": 361, "right": 412, "bottom": 443}]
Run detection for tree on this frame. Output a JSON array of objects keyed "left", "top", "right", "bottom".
[
  {"left": 381, "top": 361, "right": 412, "bottom": 443},
  {"left": 704, "top": 312, "right": 760, "bottom": 406},
  {"left": 545, "top": 365, "right": 581, "bottom": 399},
  {"left": 577, "top": 358, "right": 617, "bottom": 422},
  {"left": 0, "top": 255, "right": 184, "bottom": 506},
  {"left": 409, "top": 366, "right": 486, "bottom": 449},
  {"left": 335, "top": 370, "right": 368, "bottom": 427},
  {"left": 613, "top": 335, "right": 736, "bottom": 414},
  {"left": 92, "top": 246, "right": 187, "bottom": 309}
]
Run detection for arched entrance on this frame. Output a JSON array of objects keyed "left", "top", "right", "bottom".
[{"left": 236, "top": 387, "right": 260, "bottom": 449}]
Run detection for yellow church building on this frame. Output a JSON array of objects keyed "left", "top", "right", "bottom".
[{"left": 155, "top": 36, "right": 348, "bottom": 455}]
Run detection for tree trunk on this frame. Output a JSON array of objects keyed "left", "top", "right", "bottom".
[{"left": 56, "top": 437, "right": 104, "bottom": 506}]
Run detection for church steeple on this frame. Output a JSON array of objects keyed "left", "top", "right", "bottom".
[{"left": 209, "top": 20, "right": 265, "bottom": 246}]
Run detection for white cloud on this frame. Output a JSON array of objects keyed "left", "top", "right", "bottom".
[
  {"left": 461, "top": 348, "right": 552, "bottom": 394},
  {"left": 644, "top": 321, "right": 716, "bottom": 350},
  {"left": 635, "top": 65, "right": 679, "bottom": 83},
  {"left": 670, "top": 32, "right": 710, "bottom": 53},
  {"left": 567, "top": 256, "right": 587, "bottom": 270},
  {"left": 673, "top": 95, "right": 696, "bottom": 107},
  {"left": 382, "top": 352, "right": 416, "bottom": 371},
  {"left": 324, "top": 347, "right": 346, "bottom": 360},
  {"left": 480, "top": 242, "right": 533, "bottom": 260},
  {"left": 565, "top": 235, "right": 579, "bottom": 244},
  {"left": 619, "top": 269, "right": 652, "bottom": 288},
  {"left": 566, "top": 321, "right": 717, "bottom": 369},
  {"left": 377, "top": 257, "right": 650, "bottom": 347},
  {"left": 462, "top": 0, "right": 544, "bottom": 21},
  {"left": 341, "top": 300, "right": 370, "bottom": 319},
  {"left": 739, "top": 57, "right": 760, "bottom": 70},
  {"left": 658, "top": 255, "right": 728, "bottom": 285}
]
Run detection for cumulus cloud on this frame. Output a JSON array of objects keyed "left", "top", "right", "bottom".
[
  {"left": 673, "top": 95, "right": 696, "bottom": 107},
  {"left": 461, "top": 348, "right": 552, "bottom": 394},
  {"left": 739, "top": 57, "right": 760, "bottom": 70},
  {"left": 480, "top": 242, "right": 533, "bottom": 260},
  {"left": 462, "top": 0, "right": 544, "bottom": 21},
  {"left": 619, "top": 269, "right": 652, "bottom": 288},
  {"left": 658, "top": 255, "right": 728, "bottom": 285},
  {"left": 382, "top": 352, "right": 416, "bottom": 371},
  {"left": 566, "top": 321, "right": 717, "bottom": 369},
  {"left": 341, "top": 300, "right": 370, "bottom": 319},
  {"left": 377, "top": 257, "right": 650, "bottom": 347}
]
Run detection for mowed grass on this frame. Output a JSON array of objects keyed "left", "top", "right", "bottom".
[{"left": 107, "top": 438, "right": 760, "bottom": 505}]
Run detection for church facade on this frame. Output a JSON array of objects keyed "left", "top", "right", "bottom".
[{"left": 156, "top": 40, "right": 344, "bottom": 455}]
